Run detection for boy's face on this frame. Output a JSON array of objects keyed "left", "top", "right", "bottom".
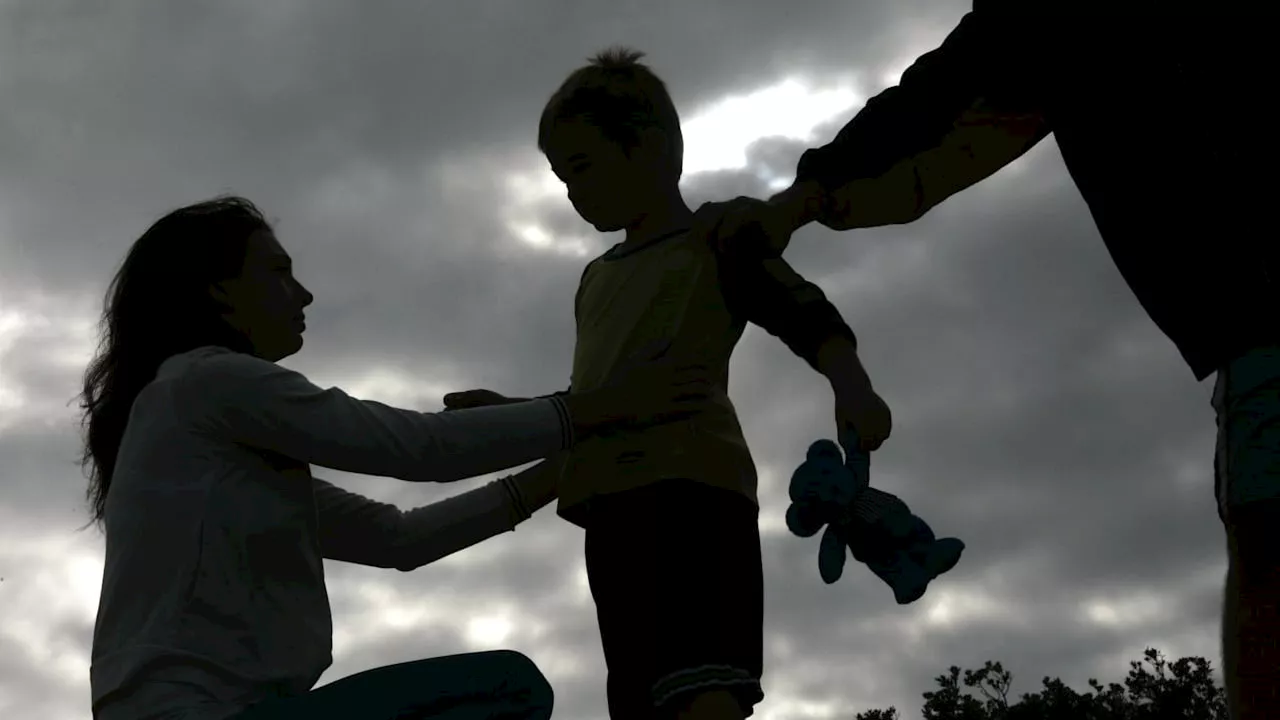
[{"left": 546, "top": 117, "right": 663, "bottom": 233}]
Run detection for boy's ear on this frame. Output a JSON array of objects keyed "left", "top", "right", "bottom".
[
  {"left": 637, "top": 126, "right": 666, "bottom": 156},
  {"left": 640, "top": 126, "right": 678, "bottom": 173}
]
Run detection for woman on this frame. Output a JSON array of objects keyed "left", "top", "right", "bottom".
[{"left": 78, "top": 195, "right": 713, "bottom": 720}]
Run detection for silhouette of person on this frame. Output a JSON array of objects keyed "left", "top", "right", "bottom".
[
  {"left": 446, "top": 47, "right": 893, "bottom": 720},
  {"left": 78, "top": 195, "right": 713, "bottom": 720},
  {"left": 690, "top": 4, "right": 1276, "bottom": 718}
]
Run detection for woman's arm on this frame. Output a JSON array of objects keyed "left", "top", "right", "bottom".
[
  {"left": 315, "top": 456, "right": 564, "bottom": 571},
  {"left": 178, "top": 349, "right": 573, "bottom": 483},
  {"left": 314, "top": 475, "right": 515, "bottom": 570}
]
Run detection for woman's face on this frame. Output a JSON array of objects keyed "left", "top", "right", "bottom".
[{"left": 209, "top": 230, "right": 314, "bottom": 362}]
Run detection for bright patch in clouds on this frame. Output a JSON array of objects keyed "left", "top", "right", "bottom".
[
  {"left": 921, "top": 584, "right": 1009, "bottom": 630},
  {"left": 755, "top": 671, "right": 861, "bottom": 720},
  {"left": 0, "top": 290, "right": 98, "bottom": 432},
  {"left": 756, "top": 697, "right": 848, "bottom": 720},
  {"left": 506, "top": 220, "right": 593, "bottom": 258},
  {"left": 498, "top": 74, "right": 862, "bottom": 253},
  {"left": 321, "top": 366, "right": 456, "bottom": 413},
  {"left": 0, "top": 321, "right": 26, "bottom": 414},
  {"left": 466, "top": 612, "right": 514, "bottom": 647},
  {"left": 500, "top": 168, "right": 595, "bottom": 258},
  {"left": 1082, "top": 591, "right": 1176, "bottom": 628},
  {"left": 0, "top": 534, "right": 102, "bottom": 686},
  {"left": 680, "top": 76, "right": 861, "bottom": 178}
]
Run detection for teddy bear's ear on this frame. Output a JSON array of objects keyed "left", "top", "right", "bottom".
[
  {"left": 807, "top": 439, "right": 843, "bottom": 462},
  {"left": 789, "top": 461, "right": 828, "bottom": 503},
  {"left": 786, "top": 503, "right": 825, "bottom": 537}
]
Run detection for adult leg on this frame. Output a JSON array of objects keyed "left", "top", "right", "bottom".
[
  {"left": 231, "top": 649, "right": 554, "bottom": 720},
  {"left": 1213, "top": 346, "right": 1280, "bottom": 719},
  {"left": 1224, "top": 500, "right": 1280, "bottom": 720}
]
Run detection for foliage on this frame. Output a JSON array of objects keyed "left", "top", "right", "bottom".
[{"left": 855, "top": 647, "right": 1227, "bottom": 720}]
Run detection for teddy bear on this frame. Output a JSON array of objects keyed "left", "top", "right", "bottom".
[{"left": 785, "top": 430, "right": 965, "bottom": 605}]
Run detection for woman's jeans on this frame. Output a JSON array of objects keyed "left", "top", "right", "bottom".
[{"left": 231, "top": 650, "right": 553, "bottom": 720}]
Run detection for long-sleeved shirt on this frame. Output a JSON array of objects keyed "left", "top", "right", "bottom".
[
  {"left": 792, "top": 1, "right": 1275, "bottom": 382},
  {"left": 90, "top": 345, "right": 574, "bottom": 720},
  {"left": 545, "top": 226, "right": 859, "bottom": 528}
]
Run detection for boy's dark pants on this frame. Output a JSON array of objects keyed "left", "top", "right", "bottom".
[{"left": 585, "top": 479, "right": 765, "bottom": 719}]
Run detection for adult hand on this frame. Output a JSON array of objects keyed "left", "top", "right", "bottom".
[
  {"left": 564, "top": 361, "right": 715, "bottom": 440},
  {"left": 690, "top": 180, "right": 824, "bottom": 258},
  {"left": 690, "top": 196, "right": 794, "bottom": 259},
  {"left": 442, "top": 389, "right": 520, "bottom": 411}
]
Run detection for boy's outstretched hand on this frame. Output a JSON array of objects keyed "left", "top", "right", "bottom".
[{"left": 834, "top": 385, "right": 892, "bottom": 454}]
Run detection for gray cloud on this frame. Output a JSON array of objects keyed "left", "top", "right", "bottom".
[{"left": 0, "top": 0, "right": 1229, "bottom": 718}]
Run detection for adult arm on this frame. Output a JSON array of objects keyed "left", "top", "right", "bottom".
[
  {"left": 315, "top": 457, "right": 562, "bottom": 571},
  {"left": 775, "top": 0, "right": 1051, "bottom": 233},
  {"left": 180, "top": 349, "right": 573, "bottom": 483}
]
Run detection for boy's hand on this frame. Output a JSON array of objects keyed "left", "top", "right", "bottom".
[
  {"left": 442, "top": 389, "right": 519, "bottom": 411},
  {"left": 834, "top": 385, "right": 892, "bottom": 454}
]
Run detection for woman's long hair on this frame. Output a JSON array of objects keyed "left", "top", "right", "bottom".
[{"left": 75, "top": 195, "right": 271, "bottom": 533}]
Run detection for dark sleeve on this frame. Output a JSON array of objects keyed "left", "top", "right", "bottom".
[
  {"left": 795, "top": 0, "right": 1051, "bottom": 229},
  {"left": 718, "top": 251, "right": 858, "bottom": 374}
]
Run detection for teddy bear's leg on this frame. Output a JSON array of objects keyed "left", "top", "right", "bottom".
[
  {"left": 917, "top": 538, "right": 965, "bottom": 579},
  {"left": 914, "top": 515, "right": 936, "bottom": 543},
  {"left": 867, "top": 552, "right": 931, "bottom": 605}
]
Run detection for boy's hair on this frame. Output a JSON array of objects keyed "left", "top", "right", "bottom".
[{"left": 538, "top": 46, "right": 684, "bottom": 181}]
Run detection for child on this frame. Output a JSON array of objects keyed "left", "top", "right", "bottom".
[{"left": 449, "top": 47, "right": 891, "bottom": 720}]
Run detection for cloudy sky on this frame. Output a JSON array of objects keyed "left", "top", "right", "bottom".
[{"left": 0, "top": 1, "right": 1228, "bottom": 718}]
